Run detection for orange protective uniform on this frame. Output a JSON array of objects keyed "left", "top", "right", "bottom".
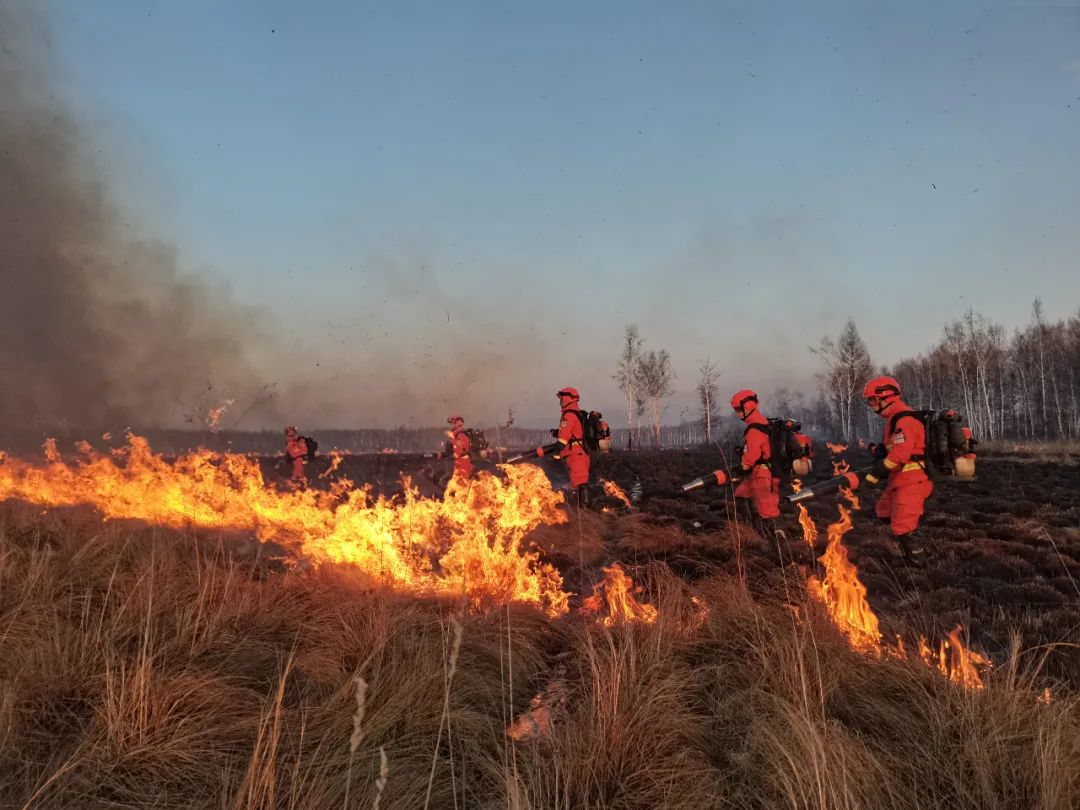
[
  {"left": 874, "top": 400, "right": 934, "bottom": 535},
  {"left": 450, "top": 427, "right": 474, "bottom": 480},
  {"left": 733, "top": 409, "right": 780, "bottom": 520},
  {"left": 557, "top": 408, "right": 591, "bottom": 487},
  {"left": 286, "top": 435, "right": 308, "bottom": 483}
]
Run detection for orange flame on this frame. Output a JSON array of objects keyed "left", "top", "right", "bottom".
[
  {"left": 0, "top": 436, "right": 570, "bottom": 616},
  {"left": 206, "top": 399, "right": 236, "bottom": 433},
  {"left": 832, "top": 458, "right": 851, "bottom": 476},
  {"left": 601, "top": 480, "right": 632, "bottom": 508},
  {"left": 792, "top": 479, "right": 818, "bottom": 548},
  {"left": 807, "top": 505, "right": 881, "bottom": 653},
  {"left": 796, "top": 504, "right": 818, "bottom": 548},
  {"left": 318, "top": 449, "right": 345, "bottom": 480},
  {"left": 825, "top": 442, "right": 848, "bottom": 455},
  {"left": 581, "top": 563, "right": 658, "bottom": 627},
  {"left": 936, "top": 626, "right": 992, "bottom": 689}
]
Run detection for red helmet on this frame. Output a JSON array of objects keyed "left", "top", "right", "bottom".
[
  {"left": 557, "top": 387, "right": 580, "bottom": 401},
  {"left": 447, "top": 414, "right": 464, "bottom": 425},
  {"left": 863, "top": 376, "right": 901, "bottom": 414},
  {"left": 730, "top": 389, "right": 758, "bottom": 414}
]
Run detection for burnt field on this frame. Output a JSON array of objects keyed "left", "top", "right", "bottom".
[{"left": 280, "top": 447, "right": 1080, "bottom": 685}]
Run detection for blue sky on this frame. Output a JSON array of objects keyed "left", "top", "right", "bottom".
[{"left": 48, "top": 0, "right": 1080, "bottom": 427}]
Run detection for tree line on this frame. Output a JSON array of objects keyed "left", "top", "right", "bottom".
[{"left": 618, "top": 299, "right": 1080, "bottom": 448}]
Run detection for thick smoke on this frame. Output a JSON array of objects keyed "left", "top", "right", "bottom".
[{"left": 0, "top": 2, "right": 274, "bottom": 433}]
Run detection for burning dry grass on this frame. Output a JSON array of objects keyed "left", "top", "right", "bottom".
[{"left": 0, "top": 505, "right": 1078, "bottom": 809}]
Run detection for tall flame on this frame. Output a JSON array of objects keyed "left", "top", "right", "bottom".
[
  {"left": 796, "top": 504, "right": 818, "bottom": 548},
  {"left": 0, "top": 436, "right": 570, "bottom": 615},
  {"left": 800, "top": 486, "right": 990, "bottom": 688},
  {"left": 581, "top": 563, "right": 658, "bottom": 627},
  {"left": 807, "top": 505, "right": 881, "bottom": 653},
  {"left": 792, "top": 480, "right": 818, "bottom": 548}
]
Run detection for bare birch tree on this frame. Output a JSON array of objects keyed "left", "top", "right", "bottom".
[
  {"left": 813, "top": 318, "right": 873, "bottom": 441},
  {"left": 696, "top": 357, "right": 720, "bottom": 444},
  {"left": 613, "top": 324, "right": 644, "bottom": 450},
  {"left": 885, "top": 299, "right": 1080, "bottom": 442},
  {"left": 638, "top": 349, "right": 675, "bottom": 448}
]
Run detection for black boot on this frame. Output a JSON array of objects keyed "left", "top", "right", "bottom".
[
  {"left": 896, "top": 531, "right": 927, "bottom": 568},
  {"left": 577, "top": 484, "right": 592, "bottom": 509}
]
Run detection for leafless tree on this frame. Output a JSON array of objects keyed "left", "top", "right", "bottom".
[
  {"left": 885, "top": 299, "right": 1080, "bottom": 442},
  {"left": 696, "top": 357, "right": 720, "bottom": 444},
  {"left": 638, "top": 349, "right": 675, "bottom": 447},
  {"left": 812, "top": 318, "right": 873, "bottom": 441},
  {"left": 613, "top": 324, "right": 644, "bottom": 450}
]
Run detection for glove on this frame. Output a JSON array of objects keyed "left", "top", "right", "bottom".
[
  {"left": 535, "top": 446, "right": 545, "bottom": 458},
  {"left": 865, "top": 457, "right": 890, "bottom": 485}
]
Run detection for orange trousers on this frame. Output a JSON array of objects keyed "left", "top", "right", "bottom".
[
  {"left": 563, "top": 447, "right": 591, "bottom": 487},
  {"left": 875, "top": 470, "right": 933, "bottom": 535},
  {"left": 734, "top": 468, "right": 780, "bottom": 520},
  {"left": 453, "top": 456, "right": 474, "bottom": 480}
]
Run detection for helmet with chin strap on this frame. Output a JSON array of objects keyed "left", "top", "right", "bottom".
[
  {"left": 729, "top": 389, "right": 758, "bottom": 417},
  {"left": 863, "top": 376, "right": 902, "bottom": 414}
]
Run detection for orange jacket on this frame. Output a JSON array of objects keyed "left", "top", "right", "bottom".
[
  {"left": 740, "top": 409, "right": 772, "bottom": 471},
  {"left": 286, "top": 435, "right": 308, "bottom": 461},
  {"left": 451, "top": 428, "right": 471, "bottom": 460},
  {"left": 880, "top": 400, "right": 926, "bottom": 473},
  {"left": 557, "top": 408, "right": 586, "bottom": 455}
]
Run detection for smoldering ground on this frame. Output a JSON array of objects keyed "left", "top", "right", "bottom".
[{"left": 0, "top": 1, "right": 276, "bottom": 435}]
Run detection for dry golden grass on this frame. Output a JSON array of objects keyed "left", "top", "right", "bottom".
[{"left": 0, "top": 502, "right": 1077, "bottom": 809}]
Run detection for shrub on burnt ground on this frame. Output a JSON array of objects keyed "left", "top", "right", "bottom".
[
  {"left": 984, "top": 524, "right": 1027, "bottom": 541},
  {"left": 1007, "top": 500, "right": 1040, "bottom": 518},
  {"left": 923, "top": 514, "right": 977, "bottom": 531},
  {"left": 919, "top": 585, "right": 987, "bottom": 616},
  {"left": 968, "top": 497, "right": 1013, "bottom": 515},
  {"left": 985, "top": 581, "right": 1069, "bottom": 609},
  {"left": 942, "top": 545, "right": 1036, "bottom": 581},
  {"left": 966, "top": 511, "right": 997, "bottom": 527}
]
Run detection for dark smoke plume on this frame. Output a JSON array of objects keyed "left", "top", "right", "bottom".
[{"left": 0, "top": 2, "right": 274, "bottom": 435}]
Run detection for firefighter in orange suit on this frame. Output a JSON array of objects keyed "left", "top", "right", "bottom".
[
  {"left": 535, "top": 387, "right": 591, "bottom": 506},
  {"left": 284, "top": 426, "right": 308, "bottom": 485},
  {"left": 727, "top": 389, "right": 783, "bottom": 540},
  {"left": 863, "top": 376, "right": 933, "bottom": 567},
  {"left": 445, "top": 415, "right": 474, "bottom": 481}
]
